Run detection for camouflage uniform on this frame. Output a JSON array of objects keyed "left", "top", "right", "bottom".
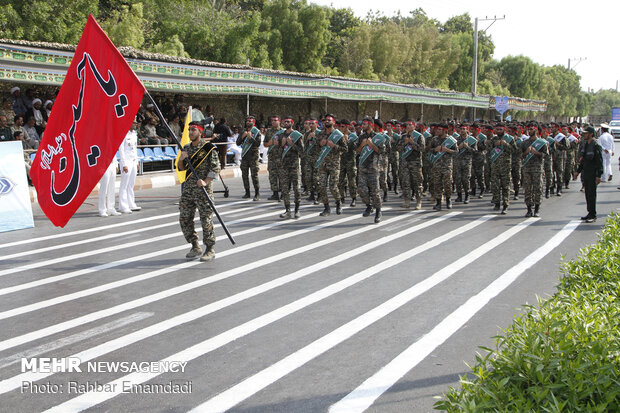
[
  {"left": 379, "top": 138, "right": 391, "bottom": 196},
  {"left": 471, "top": 137, "right": 486, "bottom": 196},
  {"left": 429, "top": 135, "right": 456, "bottom": 203},
  {"left": 387, "top": 133, "right": 400, "bottom": 191},
  {"left": 422, "top": 141, "right": 432, "bottom": 195},
  {"left": 454, "top": 134, "right": 476, "bottom": 199},
  {"left": 303, "top": 129, "right": 321, "bottom": 196},
  {"left": 543, "top": 137, "right": 554, "bottom": 196},
  {"left": 521, "top": 137, "right": 549, "bottom": 209},
  {"left": 357, "top": 131, "right": 385, "bottom": 209},
  {"left": 338, "top": 134, "right": 358, "bottom": 201},
  {"left": 511, "top": 137, "right": 523, "bottom": 198},
  {"left": 279, "top": 130, "right": 304, "bottom": 207},
  {"left": 317, "top": 128, "right": 347, "bottom": 205},
  {"left": 397, "top": 132, "right": 425, "bottom": 207},
  {"left": 264, "top": 127, "right": 283, "bottom": 193},
  {"left": 236, "top": 128, "right": 261, "bottom": 194},
  {"left": 179, "top": 141, "right": 221, "bottom": 248},
  {"left": 489, "top": 134, "right": 517, "bottom": 206},
  {"left": 563, "top": 136, "right": 578, "bottom": 188},
  {"left": 551, "top": 133, "right": 570, "bottom": 194}
]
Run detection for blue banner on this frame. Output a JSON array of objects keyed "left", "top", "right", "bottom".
[{"left": 0, "top": 142, "right": 34, "bottom": 232}]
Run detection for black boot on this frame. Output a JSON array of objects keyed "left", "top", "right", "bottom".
[
  {"left": 464, "top": 193, "right": 470, "bottom": 204},
  {"left": 383, "top": 190, "right": 388, "bottom": 202},
  {"left": 556, "top": 183, "right": 562, "bottom": 196},
  {"left": 253, "top": 189, "right": 260, "bottom": 201},
  {"left": 242, "top": 189, "right": 251, "bottom": 199},
  {"left": 350, "top": 198, "right": 356, "bottom": 207},
  {"left": 268, "top": 191, "right": 279, "bottom": 201},
  {"left": 470, "top": 188, "right": 476, "bottom": 196},
  {"left": 433, "top": 199, "right": 442, "bottom": 211},
  {"left": 374, "top": 207, "right": 382, "bottom": 223},
  {"left": 501, "top": 203, "right": 508, "bottom": 215},
  {"left": 336, "top": 201, "right": 342, "bottom": 215},
  {"left": 525, "top": 205, "right": 533, "bottom": 217},
  {"left": 340, "top": 197, "right": 345, "bottom": 203},
  {"left": 294, "top": 202, "right": 301, "bottom": 219},
  {"left": 319, "top": 203, "right": 331, "bottom": 216},
  {"left": 545, "top": 188, "right": 550, "bottom": 198},
  {"left": 550, "top": 186, "right": 555, "bottom": 194},
  {"left": 513, "top": 188, "right": 519, "bottom": 200},
  {"left": 533, "top": 204, "right": 540, "bottom": 217},
  {"left": 493, "top": 203, "right": 500, "bottom": 211},
  {"left": 446, "top": 198, "right": 452, "bottom": 209},
  {"left": 362, "top": 204, "right": 373, "bottom": 217},
  {"left": 455, "top": 192, "right": 463, "bottom": 203},
  {"left": 307, "top": 192, "right": 315, "bottom": 202}
]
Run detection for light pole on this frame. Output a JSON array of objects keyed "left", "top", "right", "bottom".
[{"left": 472, "top": 15, "right": 505, "bottom": 120}]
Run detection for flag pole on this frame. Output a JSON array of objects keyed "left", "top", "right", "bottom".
[{"left": 145, "top": 92, "right": 236, "bottom": 245}]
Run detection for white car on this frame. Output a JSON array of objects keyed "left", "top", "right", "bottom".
[{"left": 609, "top": 120, "right": 620, "bottom": 140}]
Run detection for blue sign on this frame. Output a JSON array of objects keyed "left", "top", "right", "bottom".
[
  {"left": 612, "top": 107, "right": 620, "bottom": 121},
  {"left": 0, "top": 141, "right": 34, "bottom": 232},
  {"left": 495, "top": 96, "right": 509, "bottom": 115}
]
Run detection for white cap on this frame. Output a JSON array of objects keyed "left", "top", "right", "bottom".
[
  {"left": 32, "top": 98, "right": 42, "bottom": 106},
  {"left": 10, "top": 86, "right": 20, "bottom": 94},
  {"left": 600, "top": 123, "right": 610, "bottom": 129}
]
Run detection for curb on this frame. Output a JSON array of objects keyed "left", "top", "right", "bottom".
[{"left": 29, "top": 164, "right": 268, "bottom": 203}]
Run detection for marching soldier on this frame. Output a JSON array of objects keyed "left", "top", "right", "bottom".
[
  {"left": 509, "top": 125, "right": 523, "bottom": 200},
  {"left": 541, "top": 125, "right": 554, "bottom": 198},
  {"left": 398, "top": 120, "right": 425, "bottom": 209},
  {"left": 357, "top": 116, "right": 386, "bottom": 223},
  {"left": 263, "top": 116, "right": 284, "bottom": 201},
  {"left": 177, "top": 122, "right": 221, "bottom": 262},
  {"left": 549, "top": 122, "right": 570, "bottom": 196},
  {"left": 454, "top": 123, "right": 476, "bottom": 204},
  {"left": 469, "top": 123, "right": 486, "bottom": 199},
  {"left": 236, "top": 115, "right": 261, "bottom": 201},
  {"left": 385, "top": 120, "right": 401, "bottom": 195},
  {"left": 316, "top": 114, "right": 347, "bottom": 216},
  {"left": 521, "top": 123, "right": 549, "bottom": 217},
  {"left": 429, "top": 124, "right": 457, "bottom": 210},
  {"left": 278, "top": 117, "right": 304, "bottom": 219},
  {"left": 338, "top": 119, "right": 358, "bottom": 207},
  {"left": 303, "top": 118, "right": 321, "bottom": 204},
  {"left": 489, "top": 122, "right": 517, "bottom": 214}
]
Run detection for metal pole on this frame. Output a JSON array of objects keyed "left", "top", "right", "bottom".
[
  {"left": 472, "top": 17, "right": 478, "bottom": 96},
  {"left": 420, "top": 103, "right": 424, "bottom": 122},
  {"left": 246, "top": 94, "right": 250, "bottom": 116},
  {"left": 146, "top": 92, "right": 236, "bottom": 245}
]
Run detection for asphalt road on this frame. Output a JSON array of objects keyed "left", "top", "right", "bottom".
[{"left": 0, "top": 152, "right": 618, "bottom": 413}]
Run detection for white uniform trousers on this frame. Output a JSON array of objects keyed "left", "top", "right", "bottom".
[
  {"left": 118, "top": 162, "right": 138, "bottom": 212},
  {"left": 98, "top": 162, "right": 117, "bottom": 214}
]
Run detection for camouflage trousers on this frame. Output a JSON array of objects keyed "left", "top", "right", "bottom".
[
  {"left": 240, "top": 154, "right": 260, "bottom": 191},
  {"left": 279, "top": 160, "right": 301, "bottom": 206},
  {"left": 422, "top": 155, "right": 432, "bottom": 193},
  {"left": 268, "top": 156, "right": 281, "bottom": 192},
  {"left": 388, "top": 153, "right": 399, "bottom": 190},
  {"left": 490, "top": 161, "right": 511, "bottom": 205},
  {"left": 358, "top": 164, "right": 381, "bottom": 208},
  {"left": 318, "top": 158, "right": 341, "bottom": 204},
  {"left": 304, "top": 154, "right": 320, "bottom": 193},
  {"left": 552, "top": 154, "right": 565, "bottom": 188},
  {"left": 471, "top": 156, "right": 485, "bottom": 193},
  {"left": 564, "top": 152, "right": 575, "bottom": 185},
  {"left": 379, "top": 157, "right": 389, "bottom": 192},
  {"left": 432, "top": 163, "right": 453, "bottom": 200},
  {"left": 179, "top": 188, "right": 215, "bottom": 247},
  {"left": 300, "top": 156, "right": 307, "bottom": 190},
  {"left": 400, "top": 159, "right": 423, "bottom": 201},
  {"left": 454, "top": 157, "right": 472, "bottom": 194},
  {"left": 338, "top": 156, "right": 357, "bottom": 200},
  {"left": 522, "top": 168, "right": 543, "bottom": 207},
  {"left": 484, "top": 154, "right": 492, "bottom": 190},
  {"left": 544, "top": 157, "right": 553, "bottom": 190},
  {"left": 511, "top": 160, "right": 522, "bottom": 192}
]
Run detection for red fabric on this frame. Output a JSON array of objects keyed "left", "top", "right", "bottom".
[{"left": 31, "top": 15, "right": 145, "bottom": 227}]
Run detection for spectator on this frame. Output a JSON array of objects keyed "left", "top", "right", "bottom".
[
  {"left": 10, "top": 115, "right": 33, "bottom": 148},
  {"left": 144, "top": 103, "right": 158, "bottom": 123},
  {"left": 161, "top": 98, "right": 174, "bottom": 118},
  {"left": 177, "top": 104, "right": 188, "bottom": 121},
  {"left": 23, "top": 116, "right": 40, "bottom": 148},
  {"left": 227, "top": 125, "right": 242, "bottom": 166},
  {"left": 14, "top": 131, "right": 33, "bottom": 184},
  {"left": 0, "top": 115, "right": 12, "bottom": 141},
  {"left": 192, "top": 104, "right": 205, "bottom": 122},
  {"left": 23, "top": 88, "right": 35, "bottom": 111},
  {"left": 168, "top": 114, "right": 181, "bottom": 140},
  {"left": 9, "top": 86, "right": 27, "bottom": 116},
  {"left": 0, "top": 98, "right": 16, "bottom": 126},
  {"left": 142, "top": 117, "right": 163, "bottom": 146},
  {"left": 43, "top": 100, "right": 53, "bottom": 118},
  {"left": 213, "top": 117, "right": 233, "bottom": 140},
  {"left": 26, "top": 98, "right": 47, "bottom": 135}
]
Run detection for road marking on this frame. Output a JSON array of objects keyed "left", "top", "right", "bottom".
[
  {"left": 188, "top": 217, "right": 537, "bottom": 413},
  {"left": 1, "top": 211, "right": 450, "bottom": 398},
  {"left": 329, "top": 219, "right": 579, "bottom": 413},
  {"left": 0, "top": 204, "right": 297, "bottom": 278},
  {"left": 1, "top": 203, "right": 269, "bottom": 261},
  {"left": 34, "top": 213, "right": 485, "bottom": 411},
  {"left": 0, "top": 312, "right": 153, "bottom": 370},
  {"left": 0, "top": 199, "right": 252, "bottom": 250}
]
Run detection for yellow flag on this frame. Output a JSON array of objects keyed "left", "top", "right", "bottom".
[{"left": 175, "top": 106, "right": 192, "bottom": 183}]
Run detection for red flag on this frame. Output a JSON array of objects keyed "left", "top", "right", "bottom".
[{"left": 31, "top": 15, "right": 145, "bottom": 227}]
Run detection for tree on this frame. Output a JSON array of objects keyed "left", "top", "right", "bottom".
[
  {"left": 101, "top": 3, "right": 145, "bottom": 49},
  {"left": 498, "top": 55, "right": 542, "bottom": 99}
]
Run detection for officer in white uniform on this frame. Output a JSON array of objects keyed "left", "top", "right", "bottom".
[
  {"left": 598, "top": 123, "right": 614, "bottom": 182},
  {"left": 98, "top": 157, "right": 120, "bottom": 217},
  {"left": 118, "top": 119, "right": 141, "bottom": 213}
]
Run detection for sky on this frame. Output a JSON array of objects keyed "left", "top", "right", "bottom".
[{"left": 311, "top": 0, "right": 620, "bottom": 92}]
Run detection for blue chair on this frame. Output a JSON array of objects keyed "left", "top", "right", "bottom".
[
  {"left": 163, "top": 146, "right": 177, "bottom": 159},
  {"left": 152, "top": 147, "right": 168, "bottom": 160},
  {"left": 29, "top": 153, "right": 36, "bottom": 161},
  {"left": 143, "top": 147, "right": 164, "bottom": 161}
]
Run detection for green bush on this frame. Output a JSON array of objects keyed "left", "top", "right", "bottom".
[{"left": 435, "top": 213, "right": 620, "bottom": 412}]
